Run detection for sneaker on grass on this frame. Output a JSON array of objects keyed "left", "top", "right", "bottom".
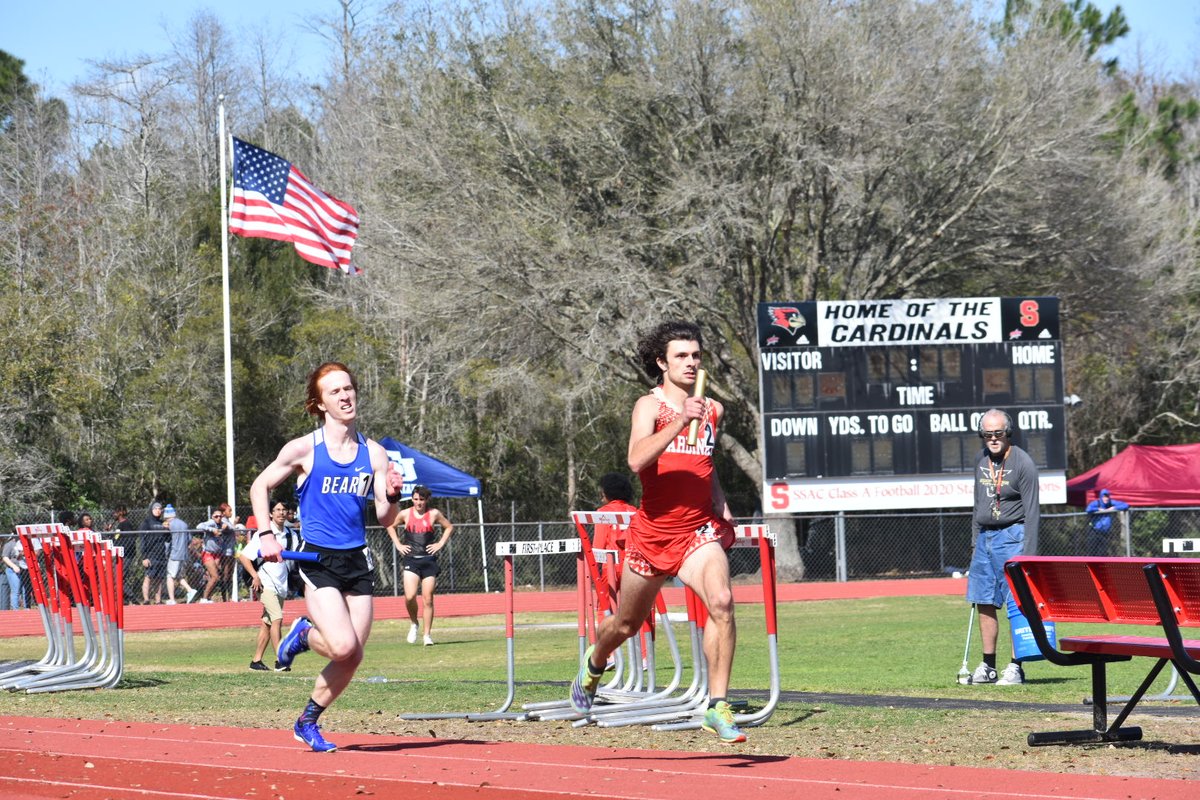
[
  {"left": 702, "top": 701, "right": 747, "bottom": 744},
  {"left": 249, "top": 660, "right": 268, "bottom": 671},
  {"left": 996, "top": 662, "right": 1025, "bottom": 685},
  {"left": 277, "top": 616, "right": 312, "bottom": 670},
  {"left": 423, "top": 634, "right": 434, "bottom": 646},
  {"left": 966, "top": 662, "right": 998, "bottom": 684},
  {"left": 406, "top": 623, "right": 418, "bottom": 644},
  {"left": 293, "top": 720, "right": 336, "bottom": 753}
]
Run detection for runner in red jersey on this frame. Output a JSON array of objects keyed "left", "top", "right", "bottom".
[{"left": 570, "top": 321, "right": 745, "bottom": 743}]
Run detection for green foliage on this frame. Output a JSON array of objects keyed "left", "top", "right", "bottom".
[{"left": 1000, "top": 0, "right": 1129, "bottom": 73}]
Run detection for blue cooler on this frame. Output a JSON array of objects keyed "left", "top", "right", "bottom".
[{"left": 1008, "top": 596, "right": 1056, "bottom": 662}]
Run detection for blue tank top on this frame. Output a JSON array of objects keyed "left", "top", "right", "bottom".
[{"left": 297, "top": 430, "right": 373, "bottom": 549}]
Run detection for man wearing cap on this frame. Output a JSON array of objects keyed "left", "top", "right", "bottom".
[
  {"left": 1085, "top": 489, "right": 1130, "bottom": 556},
  {"left": 163, "top": 504, "right": 199, "bottom": 605}
]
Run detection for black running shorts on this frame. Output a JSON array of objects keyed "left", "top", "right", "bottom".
[
  {"left": 298, "top": 544, "right": 375, "bottom": 596},
  {"left": 402, "top": 556, "right": 441, "bottom": 580}
]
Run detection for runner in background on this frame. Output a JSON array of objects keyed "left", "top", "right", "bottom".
[{"left": 387, "top": 485, "right": 454, "bottom": 646}]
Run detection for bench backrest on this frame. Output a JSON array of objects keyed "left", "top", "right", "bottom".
[{"left": 1007, "top": 556, "right": 1200, "bottom": 628}]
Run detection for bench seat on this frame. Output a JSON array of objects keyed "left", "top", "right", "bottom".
[{"left": 1060, "top": 635, "right": 1200, "bottom": 659}]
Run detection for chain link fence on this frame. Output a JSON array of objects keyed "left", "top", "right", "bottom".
[{"left": 4, "top": 506, "right": 1200, "bottom": 609}]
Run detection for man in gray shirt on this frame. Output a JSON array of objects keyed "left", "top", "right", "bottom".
[
  {"left": 961, "top": 408, "right": 1039, "bottom": 686},
  {"left": 163, "top": 504, "right": 198, "bottom": 605}
]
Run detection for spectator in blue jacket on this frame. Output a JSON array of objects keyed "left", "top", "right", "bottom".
[{"left": 1085, "top": 489, "right": 1130, "bottom": 556}]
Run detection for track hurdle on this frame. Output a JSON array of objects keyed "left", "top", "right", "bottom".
[
  {"left": 394, "top": 537, "right": 587, "bottom": 722},
  {"left": 1, "top": 526, "right": 126, "bottom": 693},
  {"left": 583, "top": 523, "right": 780, "bottom": 732},
  {"left": 522, "top": 511, "right": 690, "bottom": 722}
]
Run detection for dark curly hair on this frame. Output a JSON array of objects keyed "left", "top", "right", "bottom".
[
  {"left": 599, "top": 472, "right": 634, "bottom": 504},
  {"left": 636, "top": 321, "right": 703, "bottom": 384}
]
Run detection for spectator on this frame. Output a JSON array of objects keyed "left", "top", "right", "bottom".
[
  {"left": 1085, "top": 489, "right": 1130, "bottom": 557},
  {"left": 963, "top": 409, "right": 1040, "bottom": 687},
  {"left": 216, "top": 503, "right": 238, "bottom": 600},
  {"left": 109, "top": 505, "right": 135, "bottom": 544},
  {"left": 163, "top": 505, "right": 199, "bottom": 605},
  {"left": 238, "top": 502, "right": 301, "bottom": 671},
  {"left": 386, "top": 485, "right": 454, "bottom": 646},
  {"left": 77, "top": 512, "right": 96, "bottom": 533},
  {"left": 284, "top": 504, "right": 301, "bottom": 537},
  {"left": 58, "top": 510, "right": 76, "bottom": 530},
  {"left": 592, "top": 472, "right": 637, "bottom": 593},
  {"left": 3, "top": 535, "right": 28, "bottom": 610},
  {"left": 197, "top": 507, "right": 234, "bottom": 603},
  {"left": 140, "top": 502, "right": 169, "bottom": 604}
]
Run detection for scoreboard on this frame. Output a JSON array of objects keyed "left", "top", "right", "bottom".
[{"left": 757, "top": 297, "right": 1068, "bottom": 513}]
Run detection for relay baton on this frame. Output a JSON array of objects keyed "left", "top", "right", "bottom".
[
  {"left": 281, "top": 550, "right": 320, "bottom": 563},
  {"left": 686, "top": 368, "right": 708, "bottom": 446}
]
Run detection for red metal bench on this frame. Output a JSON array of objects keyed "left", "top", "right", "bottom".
[{"left": 1004, "top": 556, "right": 1200, "bottom": 746}]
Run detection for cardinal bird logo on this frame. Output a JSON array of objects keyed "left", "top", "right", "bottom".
[{"left": 769, "top": 307, "right": 805, "bottom": 336}]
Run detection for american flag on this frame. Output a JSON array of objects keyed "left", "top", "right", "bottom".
[{"left": 230, "top": 137, "right": 361, "bottom": 274}]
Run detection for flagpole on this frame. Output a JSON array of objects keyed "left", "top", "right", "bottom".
[{"left": 218, "top": 96, "right": 237, "bottom": 517}]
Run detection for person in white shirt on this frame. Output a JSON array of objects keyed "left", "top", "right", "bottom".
[{"left": 238, "top": 499, "right": 300, "bottom": 671}]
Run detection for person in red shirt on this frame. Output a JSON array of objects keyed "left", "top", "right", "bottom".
[
  {"left": 569, "top": 320, "right": 744, "bottom": 743},
  {"left": 592, "top": 473, "right": 636, "bottom": 596}
]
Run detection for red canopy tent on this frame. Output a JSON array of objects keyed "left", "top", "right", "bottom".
[{"left": 1066, "top": 443, "right": 1200, "bottom": 507}]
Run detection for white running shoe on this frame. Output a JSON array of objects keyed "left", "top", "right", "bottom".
[
  {"left": 164, "top": 600, "right": 177, "bottom": 605},
  {"left": 423, "top": 634, "right": 434, "bottom": 646},
  {"left": 996, "top": 662, "right": 1026, "bottom": 685},
  {"left": 185, "top": 589, "right": 198, "bottom": 603},
  {"left": 198, "top": 598, "right": 214, "bottom": 604},
  {"left": 406, "top": 624, "right": 418, "bottom": 644},
  {"left": 963, "top": 662, "right": 997, "bottom": 684}
]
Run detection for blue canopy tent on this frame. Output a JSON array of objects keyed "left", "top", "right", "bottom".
[{"left": 378, "top": 438, "right": 491, "bottom": 590}]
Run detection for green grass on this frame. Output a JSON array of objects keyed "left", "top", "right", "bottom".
[{"left": 1, "top": 596, "right": 1197, "bottom": 777}]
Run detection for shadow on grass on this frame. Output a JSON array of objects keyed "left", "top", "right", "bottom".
[{"left": 114, "top": 677, "right": 169, "bottom": 689}]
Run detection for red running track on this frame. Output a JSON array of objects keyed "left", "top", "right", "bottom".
[{"left": 0, "top": 715, "right": 1193, "bottom": 800}]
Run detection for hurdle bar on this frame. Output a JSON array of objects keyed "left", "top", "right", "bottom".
[
  {"left": 2, "top": 527, "right": 125, "bottom": 693},
  {"left": 399, "top": 537, "right": 586, "bottom": 721}
]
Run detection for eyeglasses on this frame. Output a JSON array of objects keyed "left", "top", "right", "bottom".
[{"left": 979, "top": 430, "right": 1008, "bottom": 440}]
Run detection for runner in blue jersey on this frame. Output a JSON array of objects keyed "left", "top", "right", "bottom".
[{"left": 249, "top": 362, "right": 404, "bottom": 752}]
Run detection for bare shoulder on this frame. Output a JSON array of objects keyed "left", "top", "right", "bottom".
[
  {"left": 631, "top": 392, "right": 659, "bottom": 417},
  {"left": 276, "top": 432, "right": 316, "bottom": 465},
  {"left": 365, "top": 438, "right": 391, "bottom": 470}
]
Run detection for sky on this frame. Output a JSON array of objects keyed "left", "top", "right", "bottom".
[
  {"left": 1, "top": 0, "right": 1198, "bottom": 97},
  {"left": 2, "top": 0, "right": 343, "bottom": 95}
]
